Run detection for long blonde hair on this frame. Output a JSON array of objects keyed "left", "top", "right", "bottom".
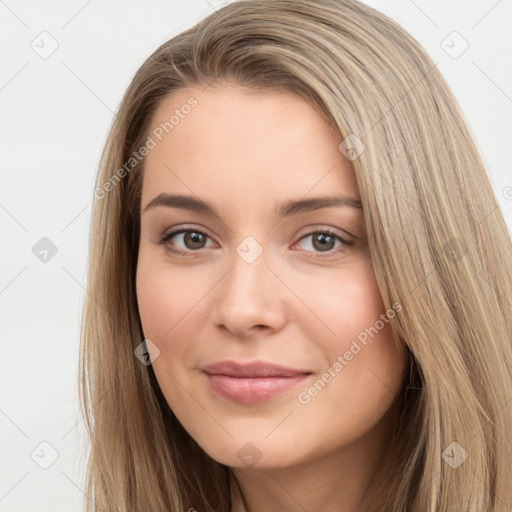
[{"left": 79, "top": 0, "right": 512, "bottom": 510}]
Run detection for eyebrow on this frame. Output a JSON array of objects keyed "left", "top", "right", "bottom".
[{"left": 142, "top": 193, "right": 363, "bottom": 217}]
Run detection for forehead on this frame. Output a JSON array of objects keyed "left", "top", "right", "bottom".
[{"left": 141, "top": 85, "right": 359, "bottom": 210}]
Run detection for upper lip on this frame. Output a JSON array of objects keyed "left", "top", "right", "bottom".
[{"left": 201, "top": 360, "right": 312, "bottom": 378}]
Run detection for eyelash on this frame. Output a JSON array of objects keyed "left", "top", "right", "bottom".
[{"left": 158, "top": 226, "right": 353, "bottom": 258}]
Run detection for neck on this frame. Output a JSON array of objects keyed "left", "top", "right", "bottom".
[{"left": 229, "top": 408, "right": 396, "bottom": 512}]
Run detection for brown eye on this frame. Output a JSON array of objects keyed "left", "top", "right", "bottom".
[
  {"left": 298, "top": 231, "right": 341, "bottom": 252},
  {"left": 159, "top": 229, "right": 214, "bottom": 255},
  {"left": 295, "top": 229, "right": 352, "bottom": 257},
  {"left": 183, "top": 231, "right": 207, "bottom": 249},
  {"left": 311, "top": 233, "right": 336, "bottom": 252}
]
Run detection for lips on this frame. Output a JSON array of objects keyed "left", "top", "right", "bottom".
[
  {"left": 202, "top": 360, "right": 310, "bottom": 377},
  {"left": 201, "top": 360, "right": 312, "bottom": 403}
]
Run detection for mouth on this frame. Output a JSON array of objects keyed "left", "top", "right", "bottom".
[{"left": 201, "top": 360, "right": 313, "bottom": 403}]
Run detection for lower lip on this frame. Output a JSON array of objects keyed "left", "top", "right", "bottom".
[{"left": 204, "top": 373, "right": 311, "bottom": 403}]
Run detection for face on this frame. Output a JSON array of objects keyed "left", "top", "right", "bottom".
[{"left": 136, "top": 84, "right": 407, "bottom": 469}]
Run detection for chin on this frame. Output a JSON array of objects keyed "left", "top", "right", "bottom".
[{"left": 192, "top": 433, "right": 307, "bottom": 470}]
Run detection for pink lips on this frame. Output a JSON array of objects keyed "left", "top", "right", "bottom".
[{"left": 201, "top": 360, "right": 312, "bottom": 404}]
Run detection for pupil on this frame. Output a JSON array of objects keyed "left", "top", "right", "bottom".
[
  {"left": 313, "top": 233, "right": 334, "bottom": 251},
  {"left": 185, "top": 232, "right": 206, "bottom": 249}
]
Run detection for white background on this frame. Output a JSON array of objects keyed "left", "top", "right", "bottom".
[{"left": 0, "top": 1, "right": 510, "bottom": 510}]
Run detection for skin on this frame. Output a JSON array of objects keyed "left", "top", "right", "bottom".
[{"left": 136, "top": 84, "right": 408, "bottom": 512}]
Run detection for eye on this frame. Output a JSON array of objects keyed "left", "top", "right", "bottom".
[
  {"left": 159, "top": 228, "right": 215, "bottom": 255},
  {"left": 294, "top": 229, "right": 352, "bottom": 256},
  {"left": 157, "top": 226, "right": 353, "bottom": 258}
]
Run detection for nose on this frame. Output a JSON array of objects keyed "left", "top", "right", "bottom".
[{"left": 211, "top": 246, "right": 287, "bottom": 339}]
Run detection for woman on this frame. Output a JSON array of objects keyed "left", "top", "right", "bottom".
[{"left": 80, "top": 0, "right": 512, "bottom": 510}]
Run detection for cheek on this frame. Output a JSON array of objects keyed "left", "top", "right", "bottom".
[
  {"left": 292, "top": 260, "right": 406, "bottom": 412},
  {"left": 135, "top": 252, "right": 212, "bottom": 341},
  {"left": 294, "top": 259, "right": 387, "bottom": 350},
  {"left": 135, "top": 252, "right": 220, "bottom": 418},
  {"left": 135, "top": 257, "right": 206, "bottom": 418}
]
